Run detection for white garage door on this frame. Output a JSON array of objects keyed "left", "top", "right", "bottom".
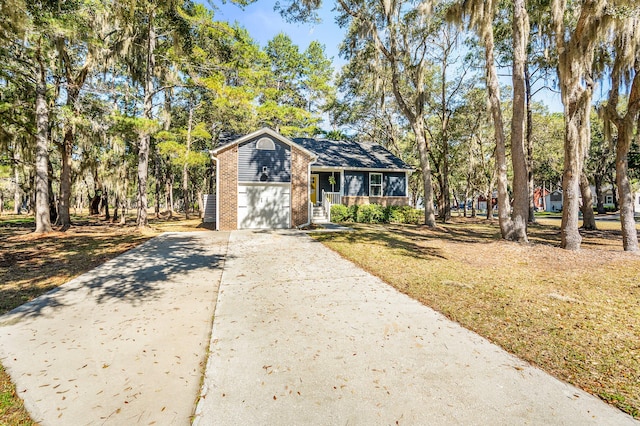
[{"left": 238, "top": 183, "right": 290, "bottom": 229}]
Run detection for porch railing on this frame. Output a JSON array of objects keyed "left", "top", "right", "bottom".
[
  {"left": 322, "top": 191, "right": 342, "bottom": 222},
  {"left": 325, "top": 191, "right": 342, "bottom": 205}
]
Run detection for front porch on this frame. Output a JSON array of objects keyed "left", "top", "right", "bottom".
[{"left": 309, "top": 169, "right": 410, "bottom": 223}]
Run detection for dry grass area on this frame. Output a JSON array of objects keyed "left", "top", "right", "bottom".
[
  {"left": 313, "top": 218, "right": 640, "bottom": 418},
  {"left": 0, "top": 212, "right": 210, "bottom": 424},
  {"left": 0, "top": 364, "right": 32, "bottom": 426}
]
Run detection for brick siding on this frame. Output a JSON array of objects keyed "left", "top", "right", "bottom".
[
  {"left": 342, "top": 196, "right": 410, "bottom": 207},
  {"left": 291, "top": 147, "right": 312, "bottom": 227},
  {"left": 216, "top": 146, "right": 238, "bottom": 230}
]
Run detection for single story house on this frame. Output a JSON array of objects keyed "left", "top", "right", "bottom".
[
  {"left": 544, "top": 189, "right": 564, "bottom": 212},
  {"left": 538, "top": 185, "right": 640, "bottom": 212},
  {"left": 476, "top": 192, "right": 497, "bottom": 211},
  {"left": 205, "top": 127, "right": 413, "bottom": 230},
  {"left": 533, "top": 187, "right": 550, "bottom": 211}
]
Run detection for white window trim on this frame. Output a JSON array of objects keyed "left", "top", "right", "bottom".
[{"left": 369, "top": 172, "right": 383, "bottom": 197}]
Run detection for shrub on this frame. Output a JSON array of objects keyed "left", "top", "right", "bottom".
[
  {"left": 356, "top": 204, "right": 385, "bottom": 223},
  {"left": 330, "top": 204, "right": 350, "bottom": 222},
  {"left": 331, "top": 203, "right": 423, "bottom": 225},
  {"left": 348, "top": 205, "right": 359, "bottom": 222},
  {"left": 400, "top": 206, "right": 424, "bottom": 224},
  {"left": 385, "top": 206, "right": 405, "bottom": 223}
]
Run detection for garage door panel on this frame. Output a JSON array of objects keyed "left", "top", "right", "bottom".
[{"left": 238, "top": 184, "right": 290, "bottom": 229}]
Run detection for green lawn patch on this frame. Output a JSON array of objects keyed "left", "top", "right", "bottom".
[{"left": 313, "top": 219, "right": 640, "bottom": 418}]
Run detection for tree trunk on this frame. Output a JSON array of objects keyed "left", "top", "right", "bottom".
[
  {"left": 553, "top": 0, "right": 605, "bottom": 250},
  {"left": 441, "top": 144, "right": 451, "bottom": 222},
  {"left": 486, "top": 170, "right": 497, "bottom": 221},
  {"left": 58, "top": 123, "right": 73, "bottom": 230},
  {"left": 560, "top": 96, "right": 591, "bottom": 250},
  {"left": 440, "top": 62, "right": 451, "bottom": 223},
  {"left": 525, "top": 60, "right": 536, "bottom": 223},
  {"left": 34, "top": 41, "right": 52, "bottom": 234},
  {"left": 580, "top": 173, "right": 597, "bottom": 230},
  {"left": 137, "top": 130, "right": 150, "bottom": 227},
  {"left": 136, "top": 8, "right": 156, "bottom": 228},
  {"left": 183, "top": 106, "right": 193, "bottom": 220},
  {"left": 483, "top": 18, "right": 512, "bottom": 237},
  {"left": 113, "top": 194, "right": 119, "bottom": 223},
  {"left": 168, "top": 173, "right": 174, "bottom": 218},
  {"left": 57, "top": 71, "right": 86, "bottom": 230},
  {"left": 594, "top": 175, "right": 605, "bottom": 214},
  {"left": 48, "top": 159, "right": 57, "bottom": 223},
  {"left": 616, "top": 144, "right": 638, "bottom": 251},
  {"left": 615, "top": 112, "right": 640, "bottom": 251},
  {"left": 508, "top": 0, "right": 530, "bottom": 242},
  {"left": 13, "top": 147, "right": 21, "bottom": 214},
  {"left": 155, "top": 150, "right": 161, "bottom": 219},
  {"left": 103, "top": 191, "right": 110, "bottom": 221},
  {"left": 486, "top": 191, "right": 492, "bottom": 221},
  {"left": 610, "top": 175, "right": 618, "bottom": 210},
  {"left": 90, "top": 191, "right": 101, "bottom": 215},
  {"left": 120, "top": 176, "right": 128, "bottom": 225},
  {"left": 197, "top": 186, "right": 204, "bottom": 219},
  {"left": 414, "top": 121, "right": 437, "bottom": 227},
  {"left": 463, "top": 180, "right": 469, "bottom": 218}
]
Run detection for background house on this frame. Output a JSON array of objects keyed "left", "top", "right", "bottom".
[
  {"left": 533, "top": 187, "right": 550, "bottom": 211},
  {"left": 544, "top": 189, "right": 564, "bottom": 212},
  {"left": 536, "top": 185, "right": 640, "bottom": 213}
]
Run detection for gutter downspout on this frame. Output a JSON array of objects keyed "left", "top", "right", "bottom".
[{"left": 213, "top": 155, "right": 219, "bottom": 231}]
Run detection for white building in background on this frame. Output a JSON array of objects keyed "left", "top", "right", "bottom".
[
  {"left": 544, "top": 189, "right": 564, "bottom": 212},
  {"left": 540, "top": 185, "right": 640, "bottom": 213}
]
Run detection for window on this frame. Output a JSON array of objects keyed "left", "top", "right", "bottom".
[
  {"left": 256, "top": 137, "right": 275, "bottom": 150},
  {"left": 369, "top": 173, "right": 382, "bottom": 196},
  {"left": 606, "top": 195, "right": 613, "bottom": 204}
]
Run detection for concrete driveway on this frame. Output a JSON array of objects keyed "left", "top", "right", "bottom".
[
  {"left": 0, "top": 232, "right": 229, "bottom": 425},
  {"left": 194, "top": 230, "right": 637, "bottom": 425},
  {"left": 1, "top": 229, "right": 637, "bottom": 425}
]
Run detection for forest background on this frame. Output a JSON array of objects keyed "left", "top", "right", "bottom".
[{"left": 0, "top": 0, "right": 639, "bottom": 252}]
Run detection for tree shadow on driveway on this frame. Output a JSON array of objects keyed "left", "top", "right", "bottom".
[{"left": 1, "top": 233, "right": 228, "bottom": 323}]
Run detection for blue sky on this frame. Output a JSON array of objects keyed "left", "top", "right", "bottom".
[
  {"left": 213, "top": 1, "right": 347, "bottom": 68},
  {"left": 209, "top": 2, "right": 564, "bottom": 113}
]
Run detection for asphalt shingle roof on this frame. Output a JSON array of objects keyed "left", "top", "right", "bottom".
[
  {"left": 293, "top": 138, "right": 413, "bottom": 170},
  {"left": 212, "top": 129, "right": 413, "bottom": 171}
]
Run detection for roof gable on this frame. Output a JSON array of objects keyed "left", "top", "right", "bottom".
[{"left": 211, "top": 128, "right": 317, "bottom": 159}]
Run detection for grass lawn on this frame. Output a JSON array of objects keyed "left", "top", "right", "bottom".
[
  {"left": 0, "top": 212, "right": 210, "bottom": 425},
  {"left": 313, "top": 218, "right": 640, "bottom": 418},
  {"left": 1, "top": 212, "right": 638, "bottom": 421}
]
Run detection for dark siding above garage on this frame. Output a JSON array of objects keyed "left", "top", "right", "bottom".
[
  {"left": 384, "top": 172, "right": 406, "bottom": 197},
  {"left": 238, "top": 137, "right": 291, "bottom": 183}
]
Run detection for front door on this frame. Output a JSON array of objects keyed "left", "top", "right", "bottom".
[{"left": 310, "top": 174, "right": 319, "bottom": 205}]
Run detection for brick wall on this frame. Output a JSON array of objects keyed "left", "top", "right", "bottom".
[
  {"left": 342, "top": 196, "right": 410, "bottom": 207},
  {"left": 291, "top": 147, "right": 312, "bottom": 227},
  {"left": 216, "top": 146, "right": 238, "bottom": 230}
]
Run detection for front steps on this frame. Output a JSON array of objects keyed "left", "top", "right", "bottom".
[{"left": 312, "top": 205, "right": 329, "bottom": 223}]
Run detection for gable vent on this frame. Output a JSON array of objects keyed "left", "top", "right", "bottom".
[{"left": 257, "top": 137, "right": 275, "bottom": 150}]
